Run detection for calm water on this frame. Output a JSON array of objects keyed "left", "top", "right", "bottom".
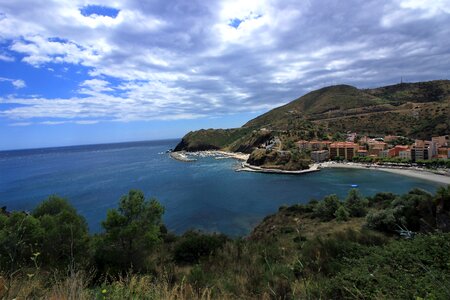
[{"left": 0, "top": 139, "right": 445, "bottom": 236}]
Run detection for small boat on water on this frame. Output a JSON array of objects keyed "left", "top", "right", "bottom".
[{"left": 351, "top": 184, "right": 359, "bottom": 188}]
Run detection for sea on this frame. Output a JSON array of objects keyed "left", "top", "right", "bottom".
[{"left": 0, "top": 139, "right": 445, "bottom": 237}]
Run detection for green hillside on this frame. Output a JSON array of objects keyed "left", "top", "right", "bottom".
[
  {"left": 175, "top": 80, "right": 450, "bottom": 152},
  {"left": 244, "top": 84, "right": 387, "bottom": 128}
]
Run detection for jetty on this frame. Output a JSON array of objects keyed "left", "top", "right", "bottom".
[
  {"left": 237, "top": 162, "right": 320, "bottom": 175},
  {"left": 169, "top": 152, "right": 197, "bottom": 162}
]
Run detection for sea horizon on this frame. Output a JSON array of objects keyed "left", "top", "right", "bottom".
[{"left": 0, "top": 137, "right": 182, "bottom": 153}]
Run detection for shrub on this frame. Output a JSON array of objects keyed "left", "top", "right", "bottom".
[
  {"left": 313, "top": 194, "right": 340, "bottom": 221},
  {"left": 367, "top": 192, "right": 397, "bottom": 209},
  {"left": 344, "top": 189, "right": 368, "bottom": 217},
  {"left": 318, "top": 233, "right": 450, "bottom": 299},
  {"left": 366, "top": 209, "right": 397, "bottom": 232},
  {"left": 33, "top": 196, "right": 89, "bottom": 268},
  {"left": 299, "top": 229, "right": 386, "bottom": 276},
  {"left": 173, "top": 231, "right": 228, "bottom": 264},
  {"left": 0, "top": 212, "right": 43, "bottom": 272},
  {"left": 366, "top": 188, "right": 439, "bottom": 233},
  {"left": 334, "top": 206, "right": 350, "bottom": 222}
]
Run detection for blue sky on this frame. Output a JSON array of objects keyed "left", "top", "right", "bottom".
[{"left": 1, "top": 0, "right": 450, "bottom": 150}]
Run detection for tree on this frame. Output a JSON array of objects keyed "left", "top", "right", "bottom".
[
  {"left": 314, "top": 194, "right": 341, "bottom": 221},
  {"left": 334, "top": 206, "right": 350, "bottom": 222},
  {"left": 344, "top": 189, "right": 368, "bottom": 217},
  {"left": 32, "top": 195, "right": 89, "bottom": 268},
  {"left": 96, "top": 190, "right": 164, "bottom": 272},
  {"left": 0, "top": 212, "right": 43, "bottom": 272}
]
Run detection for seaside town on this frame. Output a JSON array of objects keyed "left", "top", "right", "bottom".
[{"left": 284, "top": 134, "right": 450, "bottom": 163}]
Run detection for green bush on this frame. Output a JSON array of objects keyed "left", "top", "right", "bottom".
[
  {"left": 32, "top": 196, "right": 89, "bottom": 268},
  {"left": 94, "top": 190, "right": 165, "bottom": 273},
  {"left": 300, "top": 229, "right": 387, "bottom": 276},
  {"left": 0, "top": 212, "right": 43, "bottom": 272},
  {"left": 367, "top": 192, "right": 397, "bottom": 209},
  {"left": 366, "top": 188, "right": 440, "bottom": 233},
  {"left": 173, "top": 231, "right": 228, "bottom": 264},
  {"left": 344, "top": 189, "right": 368, "bottom": 217},
  {"left": 366, "top": 209, "right": 397, "bottom": 232},
  {"left": 318, "top": 233, "right": 450, "bottom": 299},
  {"left": 334, "top": 206, "right": 350, "bottom": 222},
  {"left": 313, "top": 194, "right": 340, "bottom": 221}
]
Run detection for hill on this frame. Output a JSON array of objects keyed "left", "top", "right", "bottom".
[{"left": 175, "top": 80, "right": 450, "bottom": 152}]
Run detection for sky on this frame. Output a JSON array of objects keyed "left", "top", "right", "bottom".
[{"left": 0, "top": 0, "right": 450, "bottom": 150}]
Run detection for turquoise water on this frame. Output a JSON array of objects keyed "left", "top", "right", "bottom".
[{"left": 0, "top": 140, "right": 445, "bottom": 236}]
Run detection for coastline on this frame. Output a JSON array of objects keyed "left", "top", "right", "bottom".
[
  {"left": 170, "top": 150, "right": 450, "bottom": 184},
  {"left": 237, "top": 162, "right": 320, "bottom": 175},
  {"left": 170, "top": 150, "right": 249, "bottom": 162},
  {"left": 319, "top": 161, "right": 450, "bottom": 185}
]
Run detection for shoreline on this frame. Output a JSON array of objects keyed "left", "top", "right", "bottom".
[
  {"left": 319, "top": 161, "right": 450, "bottom": 185},
  {"left": 170, "top": 150, "right": 249, "bottom": 162},
  {"left": 171, "top": 150, "right": 449, "bottom": 184},
  {"left": 237, "top": 162, "right": 320, "bottom": 175}
]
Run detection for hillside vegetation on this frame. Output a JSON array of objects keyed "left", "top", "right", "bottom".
[
  {"left": 175, "top": 80, "right": 450, "bottom": 152},
  {"left": 1, "top": 186, "right": 449, "bottom": 299}
]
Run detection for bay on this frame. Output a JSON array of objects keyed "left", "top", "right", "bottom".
[{"left": 0, "top": 139, "right": 445, "bottom": 236}]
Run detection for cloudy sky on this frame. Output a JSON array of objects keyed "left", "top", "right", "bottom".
[{"left": 1, "top": 0, "right": 449, "bottom": 149}]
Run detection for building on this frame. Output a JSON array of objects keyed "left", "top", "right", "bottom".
[
  {"left": 356, "top": 149, "right": 368, "bottom": 157},
  {"left": 311, "top": 150, "right": 329, "bottom": 162},
  {"left": 432, "top": 135, "right": 449, "bottom": 147},
  {"left": 384, "top": 135, "right": 401, "bottom": 143},
  {"left": 437, "top": 147, "right": 450, "bottom": 159},
  {"left": 296, "top": 140, "right": 331, "bottom": 151},
  {"left": 379, "top": 150, "right": 389, "bottom": 158},
  {"left": 368, "top": 141, "right": 387, "bottom": 156},
  {"left": 412, "top": 140, "right": 438, "bottom": 160},
  {"left": 329, "top": 142, "right": 359, "bottom": 160},
  {"left": 399, "top": 149, "right": 411, "bottom": 160},
  {"left": 309, "top": 140, "right": 332, "bottom": 151},
  {"left": 295, "top": 140, "right": 309, "bottom": 151},
  {"left": 388, "top": 145, "right": 409, "bottom": 158},
  {"left": 411, "top": 140, "right": 436, "bottom": 161}
]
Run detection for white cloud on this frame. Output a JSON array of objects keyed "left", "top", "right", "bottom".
[
  {"left": 0, "top": 53, "right": 14, "bottom": 62},
  {"left": 0, "top": 77, "right": 26, "bottom": 89},
  {"left": 12, "top": 79, "right": 26, "bottom": 89},
  {"left": 0, "top": 0, "right": 449, "bottom": 124},
  {"left": 9, "top": 122, "right": 32, "bottom": 126}
]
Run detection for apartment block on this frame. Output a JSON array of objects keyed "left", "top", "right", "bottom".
[
  {"left": 311, "top": 150, "right": 329, "bottom": 162},
  {"left": 330, "top": 142, "right": 358, "bottom": 160},
  {"left": 399, "top": 149, "right": 411, "bottom": 160},
  {"left": 432, "top": 135, "right": 449, "bottom": 147}
]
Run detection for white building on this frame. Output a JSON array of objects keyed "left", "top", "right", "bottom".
[{"left": 399, "top": 150, "right": 411, "bottom": 160}]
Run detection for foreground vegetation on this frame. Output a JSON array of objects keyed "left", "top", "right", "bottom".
[{"left": 1, "top": 186, "right": 449, "bottom": 299}]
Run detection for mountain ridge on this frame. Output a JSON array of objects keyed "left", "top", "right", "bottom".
[{"left": 175, "top": 79, "right": 450, "bottom": 152}]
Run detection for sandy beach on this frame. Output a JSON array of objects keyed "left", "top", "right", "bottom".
[{"left": 320, "top": 161, "right": 450, "bottom": 185}]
